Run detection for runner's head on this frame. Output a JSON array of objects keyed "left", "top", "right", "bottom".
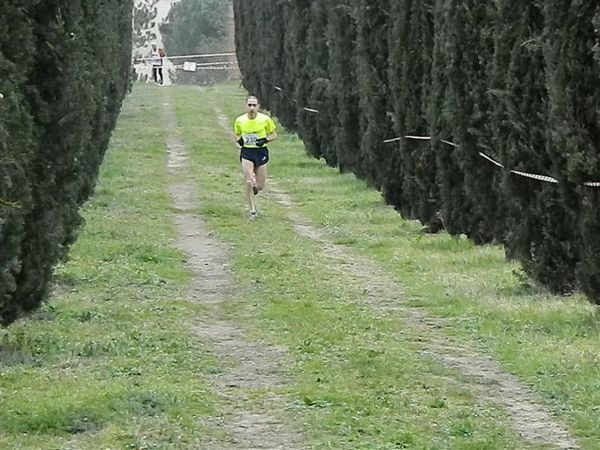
[{"left": 246, "top": 95, "right": 259, "bottom": 118}]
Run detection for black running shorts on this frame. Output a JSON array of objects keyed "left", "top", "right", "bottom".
[{"left": 240, "top": 147, "right": 269, "bottom": 167}]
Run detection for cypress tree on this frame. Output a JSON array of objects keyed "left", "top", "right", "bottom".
[
  {"left": 356, "top": 0, "right": 392, "bottom": 188},
  {"left": 1, "top": 1, "right": 133, "bottom": 325},
  {"left": 427, "top": 1, "right": 469, "bottom": 238},
  {"left": 578, "top": 7, "right": 600, "bottom": 303},
  {"left": 429, "top": 0, "right": 460, "bottom": 235},
  {"left": 233, "top": 0, "right": 297, "bottom": 129},
  {"left": 231, "top": 0, "right": 600, "bottom": 303},
  {"left": 303, "top": 0, "right": 334, "bottom": 164},
  {"left": 542, "top": 1, "right": 600, "bottom": 298},
  {"left": 387, "top": 0, "right": 437, "bottom": 223},
  {"left": 255, "top": 0, "right": 284, "bottom": 114},
  {"left": 446, "top": 1, "right": 497, "bottom": 243},
  {"left": 270, "top": 1, "right": 298, "bottom": 130},
  {"left": 249, "top": 0, "right": 274, "bottom": 104},
  {"left": 0, "top": 2, "right": 36, "bottom": 321},
  {"left": 327, "top": 0, "right": 360, "bottom": 173},
  {"left": 233, "top": 0, "right": 260, "bottom": 96},
  {"left": 288, "top": 0, "right": 312, "bottom": 152},
  {"left": 491, "top": 1, "right": 548, "bottom": 264}
]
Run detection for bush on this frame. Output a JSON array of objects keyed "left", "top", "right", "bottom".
[{"left": 0, "top": 1, "right": 133, "bottom": 325}]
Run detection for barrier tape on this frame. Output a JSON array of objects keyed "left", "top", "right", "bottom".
[
  {"left": 509, "top": 170, "right": 558, "bottom": 184},
  {"left": 441, "top": 139, "right": 459, "bottom": 147},
  {"left": 271, "top": 84, "right": 599, "bottom": 188},
  {"left": 135, "top": 52, "right": 236, "bottom": 62},
  {"left": 0, "top": 199, "right": 21, "bottom": 208},
  {"left": 404, "top": 135, "right": 431, "bottom": 141},
  {"left": 478, "top": 151, "right": 504, "bottom": 168},
  {"left": 477, "top": 152, "right": 600, "bottom": 186},
  {"left": 383, "top": 137, "right": 403, "bottom": 143},
  {"left": 175, "top": 65, "right": 236, "bottom": 70},
  {"left": 272, "top": 85, "right": 315, "bottom": 110},
  {"left": 384, "top": 135, "right": 457, "bottom": 147}
]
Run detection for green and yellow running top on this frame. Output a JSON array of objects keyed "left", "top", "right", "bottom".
[{"left": 234, "top": 112, "right": 276, "bottom": 148}]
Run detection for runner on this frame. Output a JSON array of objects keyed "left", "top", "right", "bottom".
[
  {"left": 149, "top": 44, "right": 165, "bottom": 85},
  {"left": 234, "top": 95, "right": 277, "bottom": 220}
]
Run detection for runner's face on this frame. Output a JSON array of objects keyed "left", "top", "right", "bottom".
[{"left": 246, "top": 101, "right": 258, "bottom": 115}]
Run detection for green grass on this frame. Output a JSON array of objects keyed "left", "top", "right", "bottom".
[
  {"left": 0, "top": 86, "right": 223, "bottom": 449},
  {"left": 1, "top": 82, "right": 598, "bottom": 449},
  {"left": 171, "top": 82, "right": 599, "bottom": 449}
]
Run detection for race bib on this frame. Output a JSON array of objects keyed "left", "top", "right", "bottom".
[{"left": 244, "top": 134, "right": 259, "bottom": 145}]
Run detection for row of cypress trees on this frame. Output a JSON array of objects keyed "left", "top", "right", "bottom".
[
  {"left": 0, "top": 1, "right": 133, "bottom": 325},
  {"left": 233, "top": 0, "right": 600, "bottom": 303}
]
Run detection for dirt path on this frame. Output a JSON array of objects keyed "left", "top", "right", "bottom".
[
  {"left": 162, "top": 96, "right": 303, "bottom": 449},
  {"left": 211, "top": 104, "right": 579, "bottom": 448},
  {"left": 264, "top": 187, "right": 579, "bottom": 450}
]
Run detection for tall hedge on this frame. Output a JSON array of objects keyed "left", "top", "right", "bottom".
[
  {"left": 233, "top": 0, "right": 600, "bottom": 303},
  {"left": 540, "top": 1, "right": 600, "bottom": 295},
  {"left": 0, "top": 3, "right": 35, "bottom": 321},
  {"left": 355, "top": 0, "right": 393, "bottom": 189},
  {"left": 327, "top": 1, "right": 361, "bottom": 173},
  {"left": 387, "top": 0, "right": 436, "bottom": 222},
  {"left": 0, "top": 0, "right": 133, "bottom": 325},
  {"left": 492, "top": 2, "right": 550, "bottom": 269},
  {"left": 303, "top": 0, "right": 334, "bottom": 164}
]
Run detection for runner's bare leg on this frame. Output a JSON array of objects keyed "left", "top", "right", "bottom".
[
  {"left": 241, "top": 158, "right": 256, "bottom": 213},
  {"left": 254, "top": 163, "right": 267, "bottom": 193}
]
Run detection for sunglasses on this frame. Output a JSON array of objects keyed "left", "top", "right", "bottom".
[{"left": 247, "top": 103, "right": 257, "bottom": 107}]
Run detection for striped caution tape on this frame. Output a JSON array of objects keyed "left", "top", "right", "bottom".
[
  {"left": 479, "top": 152, "right": 558, "bottom": 183},
  {"left": 384, "top": 135, "right": 457, "bottom": 147},
  {"left": 478, "top": 152, "right": 600, "bottom": 187},
  {"left": 271, "top": 83, "right": 599, "bottom": 188},
  {"left": 478, "top": 152, "right": 504, "bottom": 168},
  {"left": 272, "top": 85, "right": 318, "bottom": 113},
  {"left": 383, "top": 137, "right": 403, "bottom": 143},
  {"left": 441, "top": 139, "right": 459, "bottom": 147},
  {"left": 0, "top": 199, "right": 21, "bottom": 208},
  {"left": 383, "top": 135, "right": 430, "bottom": 143},
  {"left": 136, "top": 52, "right": 236, "bottom": 62},
  {"left": 509, "top": 170, "right": 558, "bottom": 184},
  {"left": 404, "top": 135, "right": 431, "bottom": 141}
]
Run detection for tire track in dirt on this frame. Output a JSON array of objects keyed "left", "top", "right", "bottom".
[
  {"left": 163, "top": 96, "right": 303, "bottom": 450},
  {"left": 213, "top": 105, "right": 579, "bottom": 448},
  {"left": 266, "top": 187, "right": 579, "bottom": 450}
]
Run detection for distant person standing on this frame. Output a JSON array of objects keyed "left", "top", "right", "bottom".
[
  {"left": 149, "top": 44, "right": 165, "bottom": 84},
  {"left": 234, "top": 96, "right": 277, "bottom": 220}
]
